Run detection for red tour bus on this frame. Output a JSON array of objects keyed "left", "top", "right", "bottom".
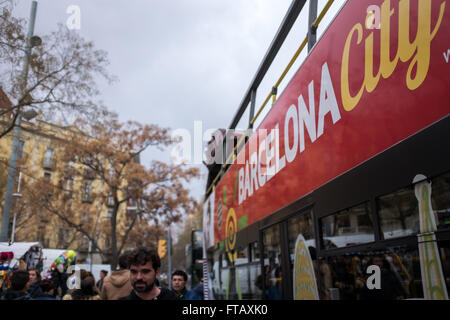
[{"left": 203, "top": 0, "right": 450, "bottom": 300}]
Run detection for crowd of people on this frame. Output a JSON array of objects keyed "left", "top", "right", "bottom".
[{"left": 0, "top": 247, "right": 205, "bottom": 301}]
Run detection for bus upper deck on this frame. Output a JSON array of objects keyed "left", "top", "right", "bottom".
[{"left": 202, "top": 0, "right": 450, "bottom": 300}]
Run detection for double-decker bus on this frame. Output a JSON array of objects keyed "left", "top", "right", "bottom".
[{"left": 202, "top": 0, "right": 450, "bottom": 300}]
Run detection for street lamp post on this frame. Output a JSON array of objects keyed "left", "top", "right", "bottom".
[
  {"left": 167, "top": 226, "right": 172, "bottom": 289},
  {"left": 0, "top": 1, "right": 40, "bottom": 242},
  {"left": 10, "top": 171, "right": 23, "bottom": 243}
]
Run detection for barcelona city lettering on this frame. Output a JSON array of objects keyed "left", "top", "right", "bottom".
[
  {"left": 238, "top": 62, "right": 340, "bottom": 205},
  {"left": 238, "top": 0, "right": 445, "bottom": 206},
  {"left": 341, "top": 0, "right": 445, "bottom": 111}
]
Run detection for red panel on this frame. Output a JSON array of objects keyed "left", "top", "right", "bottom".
[{"left": 214, "top": 0, "right": 450, "bottom": 244}]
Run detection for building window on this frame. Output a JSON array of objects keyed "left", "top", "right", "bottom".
[
  {"left": 109, "top": 165, "right": 115, "bottom": 179},
  {"left": 107, "top": 192, "right": 114, "bottom": 207},
  {"left": 65, "top": 178, "right": 74, "bottom": 191},
  {"left": 44, "top": 148, "right": 53, "bottom": 168},
  {"left": 63, "top": 177, "right": 74, "bottom": 199},
  {"left": 43, "top": 170, "right": 52, "bottom": 180},
  {"left": 106, "top": 207, "right": 113, "bottom": 219},
  {"left": 321, "top": 201, "right": 375, "bottom": 249},
  {"left": 82, "top": 180, "right": 93, "bottom": 202},
  {"left": 127, "top": 198, "right": 137, "bottom": 211}
]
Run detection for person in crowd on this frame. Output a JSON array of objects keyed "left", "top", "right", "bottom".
[
  {"left": 333, "top": 255, "right": 356, "bottom": 300},
  {"left": 265, "top": 256, "right": 283, "bottom": 300},
  {"left": 79, "top": 269, "right": 96, "bottom": 283},
  {"left": 193, "top": 276, "right": 204, "bottom": 300},
  {"left": 51, "top": 263, "right": 68, "bottom": 298},
  {"left": 85, "top": 271, "right": 96, "bottom": 281},
  {"left": 84, "top": 275, "right": 100, "bottom": 295},
  {"left": 27, "top": 268, "right": 42, "bottom": 298},
  {"left": 159, "top": 276, "right": 169, "bottom": 288},
  {"left": 96, "top": 269, "right": 108, "bottom": 291},
  {"left": 171, "top": 270, "right": 201, "bottom": 300},
  {"left": 0, "top": 270, "right": 32, "bottom": 300},
  {"left": 63, "top": 279, "right": 101, "bottom": 300},
  {"left": 1, "top": 271, "right": 13, "bottom": 295},
  {"left": 119, "top": 247, "right": 179, "bottom": 300},
  {"left": 308, "top": 246, "right": 333, "bottom": 300},
  {"left": 100, "top": 253, "right": 132, "bottom": 300},
  {"left": 35, "top": 279, "right": 56, "bottom": 300},
  {"left": 360, "top": 254, "right": 406, "bottom": 300}
]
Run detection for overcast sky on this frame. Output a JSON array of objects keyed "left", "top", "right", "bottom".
[{"left": 12, "top": 0, "right": 345, "bottom": 222}]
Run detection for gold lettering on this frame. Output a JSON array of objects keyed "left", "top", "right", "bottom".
[
  {"left": 364, "top": 32, "right": 381, "bottom": 93},
  {"left": 341, "top": 24, "right": 364, "bottom": 111},
  {"left": 341, "top": 0, "right": 446, "bottom": 111},
  {"left": 403, "top": 0, "right": 445, "bottom": 90},
  {"left": 380, "top": 0, "right": 398, "bottom": 78},
  {"left": 398, "top": 0, "right": 415, "bottom": 63}
]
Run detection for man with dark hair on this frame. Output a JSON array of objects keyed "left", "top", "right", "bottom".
[
  {"left": 101, "top": 252, "right": 132, "bottom": 300},
  {"left": 1, "top": 270, "right": 33, "bottom": 300},
  {"left": 35, "top": 279, "right": 56, "bottom": 300},
  {"left": 96, "top": 269, "right": 108, "bottom": 291},
  {"left": 119, "top": 247, "right": 178, "bottom": 300},
  {"left": 171, "top": 270, "right": 201, "bottom": 300},
  {"left": 193, "top": 277, "right": 204, "bottom": 300}
]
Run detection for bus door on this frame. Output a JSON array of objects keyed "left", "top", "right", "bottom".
[{"left": 261, "top": 208, "right": 316, "bottom": 300}]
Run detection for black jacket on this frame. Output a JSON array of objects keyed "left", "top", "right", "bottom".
[
  {"left": 361, "top": 269, "right": 406, "bottom": 300},
  {"left": 1, "top": 289, "right": 33, "bottom": 300},
  {"left": 51, "top": 271, "right": 68, "bottom": 297},
  {"left": 27, "top": 281, "right": 42, "bottom": 298},
  {"left": 119, "top": 287, "right": 179, "bottom": 300},
  {"left": 35, "top": 293, "right": 56, "bottom": 300}
]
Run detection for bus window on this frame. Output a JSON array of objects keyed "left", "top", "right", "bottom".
[
  {"left": 321, "top": 201, "right": 375, "bottom": 248},
  {"left": 234, "top": 246, "right": 251, "bottom": 299},
  {"left": 211, "top": 251, "right": 222, "bottom": 299},
  {"left": 377, "top": 171, "right": 450, "bottom": 240},
  {"left": 190, "top": 230, "right": 203, "bottom": 287},
  {"left": 249, "top": 242, "right": 263, "bottom": 299},
  {"left": 323, "top": 248, "right": 422, "bottom": 300},
  {"left": 262, "top": 224, "right": 283, "bottom": 299},
  {"left": 248, "top": 263, "right": 264, "bottom": 299},
  {"left": 438, "top": 241, "right": 450, "bottom": 297},
  {"left": 377, "top": 187, "right": 419, "bottom": 239},
  {"left": 288, "top": 211, "right": 315, "bottom": 250},
  {"left": 431, "top": 171, "right": 450, "bottom": 230},
  {"left": 250, "top": 242, "right": 260, "bottom": 262},
  {"left": 235, "top": 247, "right": 249, "bottom": 265}
]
